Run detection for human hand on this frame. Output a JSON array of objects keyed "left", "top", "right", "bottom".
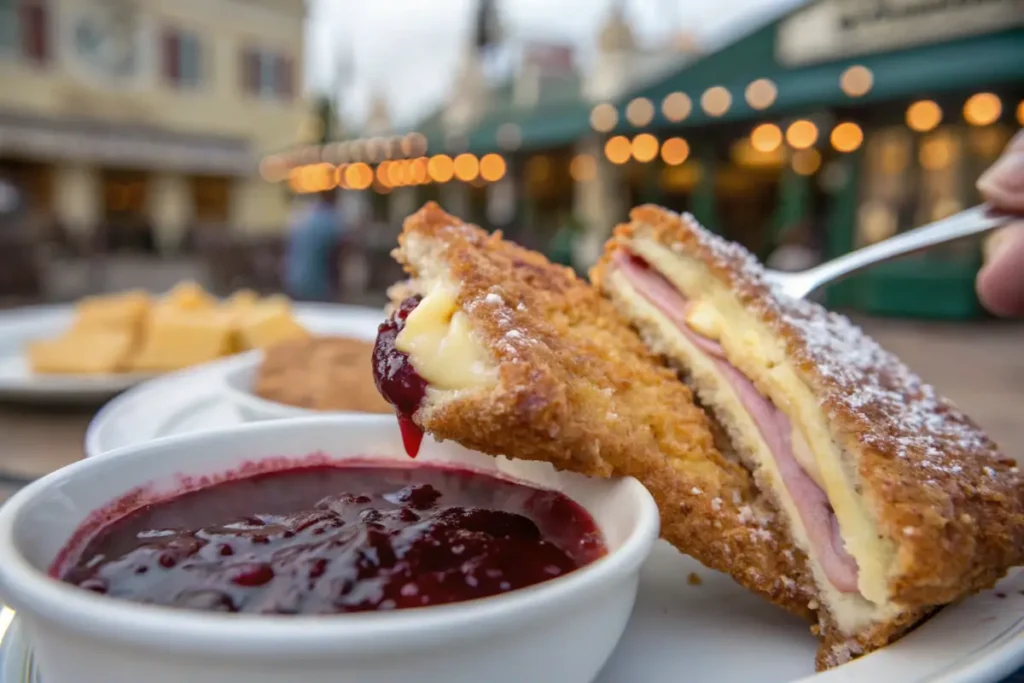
[{"left": 976, "top": 131, "right": 1024, "bottom": 317}]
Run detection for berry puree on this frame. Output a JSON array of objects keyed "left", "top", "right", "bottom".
[
  {"left": 60, "top": 464, "right": 606, "bottom": 615},
  {"left": 373, "top": 295, "right": 428, "bottom": 457}
]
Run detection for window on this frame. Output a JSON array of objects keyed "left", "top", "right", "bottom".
[
  {"left": 0, "top": 0, "right": 49, "bottom": 64},
  {"left": 162, "top": 28, "right": 203, "bottom": 88},
  {"left": 240, "top": 47, "right": 294, "bottom": 100}
]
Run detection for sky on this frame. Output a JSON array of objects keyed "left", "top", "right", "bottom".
[{"left": 305, "top": 0, "right": 804, "bottom": 130}]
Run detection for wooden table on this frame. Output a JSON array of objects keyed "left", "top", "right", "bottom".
[{"left": 0, "top": 403, "right": 94, "bottom": 503}]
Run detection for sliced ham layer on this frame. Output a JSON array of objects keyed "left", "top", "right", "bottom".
[{"left": 613, "top": 250, "right": 860, "bottom": 594}]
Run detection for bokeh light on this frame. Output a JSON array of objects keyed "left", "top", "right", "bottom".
[
  {"left": 631, "top": 134, "right": 659, "bottom": 162},
  {"left": 427, "top": 155, "right": 455, "bottom": 183},
  {"left": 830, "top": 122, "right": 864, "bottom": 153},
  {"left": 453, "top": 153, "right": 480, "bottom": 182},
  {"left": 964, "top": 93, "right": 1002, "bottom": 126},
  {"left": 750, "top": 123, "right": 782, "bottom": 153},
  {"left": 590, "top": 104, "right": 618, "bottom": 133},
  {"left": 662, "top": 92, "right": 692, "bottom": 122},
  {"left": 786, "top": 120, "right": 819, "bottom": 150},
  {"left": 906, "top": 100, "right": 942, "bottom": 133},
  {"left": 840, "top": 65, "right": 873, "bottom": 97},
  {"left": 626, "top": 98, "right": 655, "bottom": 127},
  {"left": 479, "top": 153, "right": 507, "bottom": 182},
  {"left": 604, "top": 135, "right": 631, "bottom": 164},
  {"left": 745, "top": 79, "right": 777, "bottom": 110},
  {"left": 701, "top": 86, "right": 732, "bottom": 117},
  {"left": 660, "top": 137, "right": 690, "bottom": 165}
]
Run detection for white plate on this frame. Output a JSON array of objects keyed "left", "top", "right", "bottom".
[
  {"left": 80, "top": 370, "right": 1024, "bottom": 681},
  {"left": 0, "top": 303, "right": 385, "bottom": 405},
  {"left": 1, "top": 547, "right": 1022, "bottom": 682}
]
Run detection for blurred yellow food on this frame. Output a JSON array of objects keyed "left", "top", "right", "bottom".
[
  {"left": 27, "top": 329, "right": 137, "bottom": 374},
  {"left": 72, "top": 290, "right": 151, "bottom": 334},
  {"left": 131, "top": 309, "right": 236, "bottom": 372},
  {"left": 237, "top": 300, "right": 311, "bottom": 350},
  {"left": 26, "top": 283, "right": 309, "bottom": 375},
  {"left": 159, "top": 281, "right": 218, "bottom": 312}
]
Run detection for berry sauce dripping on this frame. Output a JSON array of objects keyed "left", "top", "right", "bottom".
[
  {"left": 60, "top": 465, "right": 606, "bottom": 615},
  {"left": 373, "top": 295, "right": 428, "bottom": 457}
]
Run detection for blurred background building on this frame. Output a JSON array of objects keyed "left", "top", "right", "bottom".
[
  {"left": 276, "top": 0, "right": 1022, "bottom": 319},
  {"left": 1, "top": 0, "right": 1022, "bottom": 319},
  {"left": 0, "top": 0, "right": 307, "bottom": 257}
]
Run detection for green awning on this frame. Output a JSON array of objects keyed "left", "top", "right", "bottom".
[
  {"left": 613, "top": 28, "right": 1024, "bottom": 132},
  {"left": 467, "top": 100, "right": 591, "bottom": 154}
]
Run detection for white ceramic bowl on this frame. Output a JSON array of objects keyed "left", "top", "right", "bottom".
[
  {"left": 0, "top": 415, "right": 659, "bottom": 683},
  {"left": 220, "top": 350, "right": 320, "bottom": 422}
]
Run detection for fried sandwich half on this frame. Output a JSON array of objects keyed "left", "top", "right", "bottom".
[
  {"left": 591, "top": 205, "right": 1024, "bottom": 668},
  {"left": 372, "top": 202, "right": 817, "bottom": 623}
]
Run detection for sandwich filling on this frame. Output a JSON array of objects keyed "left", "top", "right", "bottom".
[{"left": 608, "top": 245, "right": 900, "bottom": 633}]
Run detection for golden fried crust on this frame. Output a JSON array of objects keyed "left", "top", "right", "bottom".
[
  {"left": 393, "top": 202, "right": 816, "bottom": 620},
  {"left": 594, "top": 205, "right": 1024, "bottom": 609},
  {"left": 815, "top": 604, "right": 935, "bottom": 670}
]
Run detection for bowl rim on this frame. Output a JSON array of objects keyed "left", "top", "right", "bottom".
[
  {"left": 219, "top": 350, "right": 321, "bottom": 419},
  {"left": 0, "top": 414, "right": 660, "bottom": 659}
]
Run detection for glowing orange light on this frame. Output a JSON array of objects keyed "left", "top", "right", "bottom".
[
  {"left": 660, "top": 137, "right": 689, "bottom": 165},
  {"left": 830, "top": 122, "right": 864, "bottom": 153},
  {"left": 409, "top": 157, "right": 429, "bottom": 184},
  {"left": 632, "top": 134, "right": 659, "bottom": 162},
  {"left": 604, "top": 135, "right": 631, "bottom": 165},
  {"left": 750, "top": 123, "right": 783, "bottom": 153},
  {"left": 344, "top": 163, "right": 373, "bottom": 191},
  {"left": 964, "top": 93, "right": 1002, "bottom": 126},
  {"left": 786, "top": 120, "right": 819, "bottom": 150},
  {"left": 479, "top": 154, "right": 506, "bottom": 182},
  {"left": 906, "top": 100, "right": 942, "bottom": 133},
  {"left": 453, "top": 154, "right": 480, "bottom": 182},
  {"left": 428, "top": 155, "right": 455, "bottom": 182}
]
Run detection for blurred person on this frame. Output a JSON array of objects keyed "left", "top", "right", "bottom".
[
  {"left": 976, "top": 131, "right": 1024, "bottom": 317},
  {"left": 284, "top": 188, "right": 345, "bottom": 302}
]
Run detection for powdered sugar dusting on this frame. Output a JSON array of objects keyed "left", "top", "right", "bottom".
[{"left": 672, "top": 210, "right": 1006, "bottom": 480}]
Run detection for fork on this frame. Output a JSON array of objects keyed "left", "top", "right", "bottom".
[{"left": 765, "top": 204, "right": 1016, "bottom": 300}]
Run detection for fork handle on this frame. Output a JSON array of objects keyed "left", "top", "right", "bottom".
[{"left": 801, "top": 204, "right": 1015, "bottom": 290}]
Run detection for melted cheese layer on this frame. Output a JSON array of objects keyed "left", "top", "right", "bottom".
[{"left": 394, "top": 285, "right": 495, "bottom": 391}]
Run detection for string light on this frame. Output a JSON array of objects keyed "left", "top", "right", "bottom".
[
  {"left": 786, "top": 120, "right": 819, "bottom": 150},
  {"left": 409, "top": 157, "right": 429, "bottom": 184},
  {"left": 479, "top": 153, "right": 507, "bottom": 182},
  {"left": 631, "top": 134, "right": 659, "bottom": 162},
  {"left": 662, "top": 92, "right": 692, "bottom": 122},
  {"left": 750, "top": 123, "right": 783, "bottom": 153},
  {"left": 701, "top": 86, "right": 732, "bottom": 117},
  {"left": 590, "top": 104, "right": 618, "bottom": 133},
  {"left": 453, "top": 153, "right": 480, "bottom": 182},
  {"left": 604, "top": 136, "right": 631, "bottom": 164},
  {"left": 830, "top": 122, "right": 864, "bottom": 153},
  {"left": 745, "top": 79, "right": 777, "bottom": 110},
  {"left": 840, "top": 65, "right": 873, "bottom": 97},
  {"left": 660, "top": 137, "right": 689, "bottom": 165},
  {"left": 344, "top": 163, "right": 372, "bottom": 190},
  {"left": 906, "top": 100, "right": 942, "bottom": 133},
  {"left": 625, "top": 98, "right": 655, "bottom": 127},
  {"left": 964, "top": 93, "right": 1002, "bottom": 126},
  {"left": 427, "top": 155, "right": 455, "bottom": 182}
]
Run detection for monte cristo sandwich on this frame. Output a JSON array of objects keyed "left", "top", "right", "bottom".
[
  {"left": 591, "top": 205, "right": 1024, "bottom": 668},
  {"left": 372, "top": 202, "right": 818, "bottom": 624}
]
